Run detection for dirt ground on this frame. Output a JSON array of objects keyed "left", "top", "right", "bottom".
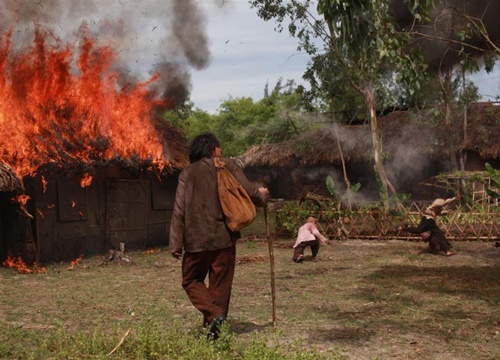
[
  {"left": 231, "top": 237, "right": 500, "bottom": 360},
  {"left": 1, "top": 230, "right": 499, "bottom": 359}
]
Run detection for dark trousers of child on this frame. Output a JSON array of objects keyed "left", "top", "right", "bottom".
[{"left": 293, "top": 239, "right": 320, "bottom": 262}]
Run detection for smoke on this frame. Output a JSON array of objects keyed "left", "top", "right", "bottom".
[
  {"left": 328, "top": 121, "right": 437, "bottom": 198},
  {"left": 0, "top": 0, "right": 218, "bottom": 109},
  {"left": 390, "top": 0, "right": 500, "bottom": 72}
]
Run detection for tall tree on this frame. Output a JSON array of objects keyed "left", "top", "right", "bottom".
[
  {"left": 251, "top": 0, "right": 500, "bottom": 209},
  {"left": 251, "top": 0, "right": 431, "bottom": 209},
  {"left": 392, "top": 0, "right": 499, "bottom": 187}
]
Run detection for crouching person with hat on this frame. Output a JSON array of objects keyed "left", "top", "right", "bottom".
[
  {"left": 292, "top": 216, "right": 329, "bottom": 262},
  {"left": 398, "top": 196, "right": 460, "bottom": 256}
]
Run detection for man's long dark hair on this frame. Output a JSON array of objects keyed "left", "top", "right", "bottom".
[{"left": 188, "top": 133, "right": 221, "bottom": 163}]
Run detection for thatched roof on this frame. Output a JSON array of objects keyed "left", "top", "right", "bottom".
[
  {"left": 237, "top": 143, "right": 295, "bottom": 167},
  {"left": 151, "top": 116, "right": 189, "bottom": 171},
  {"left": 0, "top": 163, "right": 23, "bottom": 192},
  {"left": 463, "top": 103, "right": 500, "bottom": 158},
  {"left": 2, "top": 116, "right": 189, "bottom": 178},
  {"left": 239, "top": 102, "right": 500, "bottom": 168}
]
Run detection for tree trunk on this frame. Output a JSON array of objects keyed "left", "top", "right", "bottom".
[
  {"left": 440, "top": 71, "right": 452, "bottom": 127},
  {"left": 459, "top": 71, "right": 468, "bottom": 192},
  {"left": 363, "top": 87, "right": 399, "bottom": 211},
  {"left": 440, "top": 70, "right": 460, "bottom": 172},
  {"left": 333, "top": 124, "right": 352, "bottom": 210}
]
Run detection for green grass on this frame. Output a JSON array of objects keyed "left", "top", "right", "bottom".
[
  {"left": 0, "top": 317, "right": 346, "bottom": 359},
  {"left": 1, "top": 210, "right": 499, "bottom": 359}
]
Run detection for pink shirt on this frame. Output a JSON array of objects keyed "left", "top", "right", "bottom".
[{"left": 293, "top": 222, "right": 327, "bottom": 248}]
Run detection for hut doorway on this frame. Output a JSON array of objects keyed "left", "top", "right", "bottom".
[{"left": 0, "top": 192, "right": 36, "bottom": 263}]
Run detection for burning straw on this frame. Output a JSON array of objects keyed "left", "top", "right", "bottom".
[{"left": 2, "top": 255, "right": 46, "bottom": 274}]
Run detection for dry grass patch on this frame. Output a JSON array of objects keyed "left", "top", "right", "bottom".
[{"left": 1, "top": 212, "right": 499, "bottom": 359}]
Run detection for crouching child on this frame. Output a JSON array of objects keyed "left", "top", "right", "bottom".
[{"left": 292, "top": 216, "right": 329, "bottom": 262}]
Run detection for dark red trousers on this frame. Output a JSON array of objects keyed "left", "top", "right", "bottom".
[
  {"left": 181, "top": 244, "right": 236, "bottom": 324},
  {"left": 293, "top": 239, "right": 320, "bottom": 260}
]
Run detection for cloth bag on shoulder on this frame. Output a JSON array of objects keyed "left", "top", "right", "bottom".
[{"left": 214, "top": 157, "right": 256, "bottom": 232}]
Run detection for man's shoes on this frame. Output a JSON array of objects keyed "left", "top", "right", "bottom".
[
  {"left": 207, "top": 313, "right": 226, "bottom": 340},
  {"left": 293, "top": 254, "right": 304, "bottom": 263}
]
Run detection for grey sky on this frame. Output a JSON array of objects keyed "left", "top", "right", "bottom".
[
  {"left": 189, "top": 0, "right": 311, "bottom": 113},
  {"left": 0, "top": 0, "right": 497, "bottom": 114},
  {"left": 193, "top": 1, "right": 500, "bottom": 112},
  {"left": 471, "top": 69, "right": 500, "bottom": 101}
]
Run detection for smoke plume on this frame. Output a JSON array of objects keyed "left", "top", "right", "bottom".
[
  {"left": 0, "top": 0, "right": 215, "bottom": 109},
  {"left": 390, "top": 0, "right": 500, "bottom": 72}
]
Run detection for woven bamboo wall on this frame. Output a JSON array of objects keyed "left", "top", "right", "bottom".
[{"left": 320, "top": 202, "right": 500, "bottom": 241}]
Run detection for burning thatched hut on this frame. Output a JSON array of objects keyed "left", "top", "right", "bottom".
[
  {"left": 0, "top": 28, "right": 194, "bottom": 264},
  {"left": 239, "top": 102, "right": 500, "bottom": 201},
  {"left": 1, "top": 118, "right": 189, "bottom": 264}
]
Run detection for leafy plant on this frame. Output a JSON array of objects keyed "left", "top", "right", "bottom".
[
  {"left": 326, "top": 175, "right": 361, "bottom": 211},
  {"left": 274, "top": 201, "right": 320, "bottom": 235},
  {"left": 485, "top": 162, "right": 500, "bottom": 199}
]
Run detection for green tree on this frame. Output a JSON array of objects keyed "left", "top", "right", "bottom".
[
  {"left": 215, "top": 96, "right": 275, "bottom": 156},
  {"left": 164, "top": 80, "right": 319, "bottom": 156},
  {"left": 213, "top": 82, "right": 315, "bottom": 156},
  {"left": 163, "top": 101, "right": 217, "bottom": 141},
  {"left": 251, "top": 0, "right": 432, "bottom": 210}
]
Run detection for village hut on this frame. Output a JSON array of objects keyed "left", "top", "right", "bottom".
[
  {"left": 1, "top": 117, "right": 189, "bottom": 264},
  {"left": 239, "top": 102, "right": 500, "bottom": 201}
]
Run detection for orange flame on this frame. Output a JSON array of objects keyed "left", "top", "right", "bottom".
[
  {"left": 37, "top": 208, "right": 45, "bottom": 219},
  {"left": 0, "top": 25, "right": 167, "bottom": 178},
  {"left": 68, "top": 256, "right": 83, "bottom": 271},
  {"left": 12, "top": 194, "right": 34, "bottom": 219},
  {"left": 41, "top": 176, "right": 48, "bottom": 193},
  {"left": 12, "top": 194, "right": 30, "bottom": 206},
  {"left": 2, "top": 255, "right": 46, "bottom": 274},
  {"left": 144, "top": 248, "right": 161, "bottom": 254},
  {"left": 80, "top": 173, "right": 93, "bottom": 188}
]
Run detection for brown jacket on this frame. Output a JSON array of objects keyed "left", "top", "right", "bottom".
[{"left": 169, "top": 157, "right": 266, "bottom": 254}]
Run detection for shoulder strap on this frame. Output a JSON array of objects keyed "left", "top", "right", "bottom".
[{"left": 214, "top": 157, "right": 225, "bottom": 169}]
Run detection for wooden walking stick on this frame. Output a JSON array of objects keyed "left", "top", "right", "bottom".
[{"left": 264, "top": 202, "right": 277, "bottom": 327}]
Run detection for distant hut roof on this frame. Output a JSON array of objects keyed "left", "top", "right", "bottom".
[
  {"left": 239, "top": 102, "right": 500, "bottom": 168},
  {"left": 240, "top": 113, "right": 447, "bottom": 167},
  {"left": 0, "top": 163, "right": 24, "bottom": 192},
  {"left": 239, "top": 143, "right": 296, "bottom": 167},
  {"left": 295, "top": 124, "right": 372, "bottom": 165},
  {"left": 463, "top": 102, "right": 500, "bottom": 158}
]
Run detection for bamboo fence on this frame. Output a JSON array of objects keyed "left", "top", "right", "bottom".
[{"left": 321, "top": 202, "right": 500, "bottom": 241}]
